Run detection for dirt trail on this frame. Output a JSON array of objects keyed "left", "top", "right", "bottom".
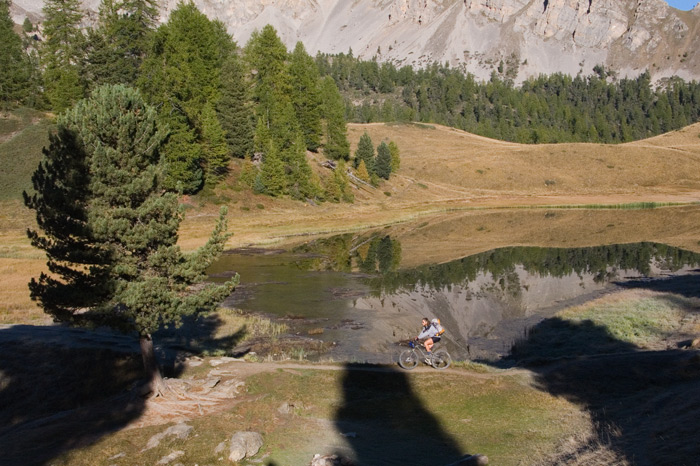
[{"left": 126, "top": 357, "right": 533, "bottom": 429}]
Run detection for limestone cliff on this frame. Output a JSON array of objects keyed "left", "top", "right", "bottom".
[{"left": 11, "top": 0, "right": 700, "bottom": 82}]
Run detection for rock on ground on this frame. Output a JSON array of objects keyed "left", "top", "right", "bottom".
[
  {"left": 144, "top": 423, "right": 193, "bottom": 451},
  {"left": 228, "top": 431, "right": 263, "bottom": 462}
]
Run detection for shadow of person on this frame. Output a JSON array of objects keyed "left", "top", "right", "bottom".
[
  {"left": 0, "top": 325, "right": 152, "bottom": 466},
  {"left": 0, "top": 308, "right": 248, "bottom": 466},
  {"left": 500, "top": 317, "right": 700, "bottom": 464},
  {"left": 333, "top": 363, "right": 467, "bottom": 465}
]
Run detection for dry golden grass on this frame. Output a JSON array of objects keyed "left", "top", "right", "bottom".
[{"left": 350, "top": 122, "right": 700, "bottom": 201}]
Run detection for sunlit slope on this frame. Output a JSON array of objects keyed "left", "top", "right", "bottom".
[{"left": 349, "top": 122, "right": 700, "bottom": 202}]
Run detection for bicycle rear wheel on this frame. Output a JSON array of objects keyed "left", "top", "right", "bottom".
[
  {"left": 431, "top": 349, "right": 451, "bottom": 370},
  {"left": 398, "top": 349, "right": 418, "bottom": 370}
]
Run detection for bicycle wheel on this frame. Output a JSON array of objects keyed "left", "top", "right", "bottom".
[
  {"left": 398, "top": 349, "right": 418, "bottom": 370},
  {"left": 431, "top": 349, "right": 451, "bottom": 370}
]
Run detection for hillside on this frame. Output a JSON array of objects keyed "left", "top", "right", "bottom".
[{"left": 11, "top": 0, "right": 700, "bottom": 82}]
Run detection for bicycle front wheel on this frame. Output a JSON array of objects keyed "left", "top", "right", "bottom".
[
  {"left": 431, "top": 349, "right": 452, "bottom": 370},
  {"left": 398, "top": 349, "right": 419, "bottom": 370}
]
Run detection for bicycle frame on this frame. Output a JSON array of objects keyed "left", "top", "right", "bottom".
[{"left": 398, "top": 341, "right": 452, "bottom": 370}]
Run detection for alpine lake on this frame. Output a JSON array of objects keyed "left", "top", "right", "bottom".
[{"left": 207, "top": 205, "right": 700, "bottom": 364}]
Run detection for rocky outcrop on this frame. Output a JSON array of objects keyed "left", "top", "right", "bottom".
[{"left": 10, "top": 0, "right": 700, "bottom": 82}]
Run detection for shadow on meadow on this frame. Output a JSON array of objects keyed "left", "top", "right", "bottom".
[
  {"left": 618, "top": 271, "right": 700, "bottom": 299},
  {"left": 333, "top": 363, "right": 471, "bottom": 465},
  {"left": 0, "top": 312, "right": 246, "bottom": 466},
  {"left": 501, "top": 304, "right": 700, "bottom": 464}
]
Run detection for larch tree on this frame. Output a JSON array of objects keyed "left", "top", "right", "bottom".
[
  {"left": 244, "top": 24, "right": 290, "bottom": 122},
  {"left": 356, "top": 159, "right": 371, "bottom": 183},
  {"left": 24, "top": 85, "right": 238, "bottom": 396},
  {"left": 138, "top": 1, "right": 234, "bottom": 192},
  {"left": 217, "top": 52, "right": 254, "bottom": 159},
  {"left": 388, "top": 140, "right": 400, "bottom": 172},
  {"left": 320, "top": 76, "right": 350, "bottom": 161},
  {"left": 41, "top": 0, "right": 85, "bottom": 111},
  {"left": 289, "top": 41, "right": 322, "bottom": 152},
  {"left": 83, "top": 0, "right": 159, "bottom": 88},
  {"left": 0, "top": 0, "right": 33, "bottom": 108},
  {"left": 200, "top": 101, "right": 231, "bottom": 183}
]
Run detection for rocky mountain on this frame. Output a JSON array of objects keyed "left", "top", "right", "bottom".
[{"left": 11, "top": 0, "right": 700, "bottom": 82}]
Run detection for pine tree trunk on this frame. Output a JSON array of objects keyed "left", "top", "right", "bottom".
[{"left": 139, "top": 333, "right": 167, "bottom": 397}]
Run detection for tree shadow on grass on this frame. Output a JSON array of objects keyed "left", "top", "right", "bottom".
[
  {"left": 333, "top": 363, "right": 469, "bottom": 465},
  {"left": 0, "top": 311, "right": 246, "bottom": 466},
  {"left": 499, "top": 316, "right": 700, "bottom": 464}
]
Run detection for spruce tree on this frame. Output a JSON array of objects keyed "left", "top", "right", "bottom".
[
  {"left": 320, "top": 76, "right": 350, "bottom": 160},
  {"left": 289, "top": 41, "right": 322, "bottom": 152},
  {"left": 354, "top": 132, "right": 375, "bottom": 173},
  {"left": 24, "top": 85, "right": 237, "bottom": 395},
  {"left": 217, "top": 52, "right": 254, "bottom": 158},
  {"left": 41, "top": 0, "right": 85, "bottom": 111},
  {"left": 0, "top": 0, "right": 32, "bottom": 108},
  {"left": 375, "top": 141, "right": 392, "bottom": 179}
]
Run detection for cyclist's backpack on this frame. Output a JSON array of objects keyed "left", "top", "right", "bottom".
[{"left": 431, "top": 318, "right": 445, "bottom": 336}]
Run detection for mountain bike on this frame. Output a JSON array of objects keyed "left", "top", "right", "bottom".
[{"left": 398, "top": 340, "right": 452, "bottom": 370}]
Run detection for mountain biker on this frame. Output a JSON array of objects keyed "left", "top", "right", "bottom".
[{"left": 415, "top": 317, "right": 441, "bottom": 361}]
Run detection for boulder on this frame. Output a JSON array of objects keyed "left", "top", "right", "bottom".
[
  {"left": 228, "top": 431, "right": 263, "bottom": 462},
  {"left": 144, "top": 423, "right": 193, "bottom": 451}
]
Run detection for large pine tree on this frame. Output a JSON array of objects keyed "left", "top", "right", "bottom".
[{"left": 24, "top": 85, "right": 237, "bottom": 395}]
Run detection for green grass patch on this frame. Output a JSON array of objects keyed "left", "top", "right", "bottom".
[
  {"left": 512, "top": 294, "right": 691, "bottom": 363},
  {"left": 558, "top": 297, "right": 683, "bottom": 348},
  {"left": 0, "top": 114, "right": 52, "bottom": 201}
]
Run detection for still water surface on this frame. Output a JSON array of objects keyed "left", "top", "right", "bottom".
[{"left": 209, "top": 208, "right": 700, "bottom": 363}]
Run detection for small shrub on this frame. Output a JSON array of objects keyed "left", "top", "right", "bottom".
[
  {"left": 383, "top": 191, "right": 391, "bottom": 196},
  {"left": 544, "top": 179, "right": 556, "bottom": 186},
  {"left": 240, "top": 206, "right": 250, "bottom": 211},
  {"left": 256, "top": 203, "right": 265, "bottom": 209}
]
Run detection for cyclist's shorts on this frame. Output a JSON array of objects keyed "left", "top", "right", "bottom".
[{"left": 432, "top": 336, "right": 441, "bottom": 343}]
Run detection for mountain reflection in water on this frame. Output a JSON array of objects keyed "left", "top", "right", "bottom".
[{"left": 213, "top": 237, "right": 700, "bottom": 363}]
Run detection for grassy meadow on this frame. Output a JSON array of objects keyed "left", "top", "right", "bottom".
[{"left": 1, "top": 110, "right": 700, "bottom": 465}]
